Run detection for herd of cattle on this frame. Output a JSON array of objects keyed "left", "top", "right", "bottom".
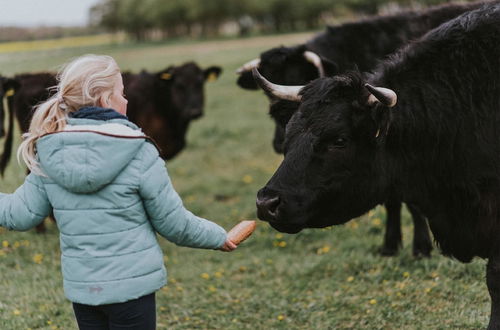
[{"left": 1, "top": 0, "right": 500, "bottom": 327}]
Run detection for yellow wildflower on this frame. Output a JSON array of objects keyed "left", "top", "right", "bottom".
[
  {"left": 347, "top": 276, "right": 354, "bottom": 282},
  {"left": 2, "top": 240, "right": 9, "bottom": 248},
  {"left": 33, "top": 253, "right": 43, "bottom": 264},
  {"left": 13, "top": 309, "right": 21, "bottom": 315},
  {"left": 201, "top": 273, "right": 210, "bottom": 280},
  {"left": 369, "top": 299, "right": 377, "bottom": 305},
  {"left": 277, "top": 315, "right": 285, "bottom": 321},
  {"left": 208, "top": 285, "right": 217, "bottom": 292},
  {"left": 403, "top": 272, "right": 410, "bottom": 278}
]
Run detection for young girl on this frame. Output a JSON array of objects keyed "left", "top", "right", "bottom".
[{"left": 0, "top": 54, "right": 237, "bottom": 329}]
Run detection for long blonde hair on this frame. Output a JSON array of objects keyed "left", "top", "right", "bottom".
[{"left": 18, "top": 54, "right": 121, "bottom": 175}]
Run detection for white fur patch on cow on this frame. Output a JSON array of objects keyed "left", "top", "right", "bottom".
[{"left": 64, "top": 123, "right": 145, "bottom": 137}]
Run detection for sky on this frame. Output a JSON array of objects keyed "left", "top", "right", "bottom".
[{"left": 0, "top": 0, "right": 102, "bottom": 27}]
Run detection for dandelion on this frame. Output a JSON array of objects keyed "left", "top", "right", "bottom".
[
  {"left": 13, "top": 309, "right": 21, "bottom": 315},
  {"left": 33, "top": 253, "right": 43, "bottom": 264},
  {"left": 277, "top": 315, "right": 285, "bottom": 321},
  {"left": 242, "top": 175, "right": 253, "bottom": 184},
  {"left": 278, "top": 241, "right": 287, "bottom": 248},
  {"left": 403, "top": 271, "right": 410, "bottom": 278},
  {"left": 47, "top": 321, "right": 52, "bottom": 325},
  {"left": 201, "top": 273, "right": 210, "bottom": 279},
  {"left": 208, "top": 285, "right": 217, "bottom": 292},
  {"left": 372, "top": 218, "right": 382, "bottom": 226},
  {"left": 369, "top": 299, "right": 377, "bottom": 305},
  {"left": 2, "top": 240, "right": 9, "bottom": 248},
  {"left": 13, "top": 241, "right": 20, "bottom": 249},
  {"left": 214, "top": 271, "right": 223, "bottom": 278},
  {"left": 347, "top": 276, "right": 354, "bottom": 282},
  {"left": 424, "top": 288, "right": 432, "bottom": 293},
  {"left": 275, "top": 233, "right": 283, "bottom": 239}
]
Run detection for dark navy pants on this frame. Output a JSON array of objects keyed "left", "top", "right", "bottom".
[{"left": 72, "top": 293, "right": 156, "bottom": 330}]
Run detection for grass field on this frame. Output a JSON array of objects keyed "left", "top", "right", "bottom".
[{"left": 0, "top": 33, "right": 490, "bottom": 329}]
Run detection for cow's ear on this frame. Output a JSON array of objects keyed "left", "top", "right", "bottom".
[
  {"left": 204, "top": 66, "right": 222, "bottom": 82},
  {"left": 237, "top": 71, "right": 259, "bottom": 90},
  {"left": 320, "top": 57, "right": 339, "bottom": 76},
  {"left": 270, "top": 99, "right": 300, "bottom": 128},
  {"left": 3, "top": 78, "right": 20, "bottom": 96},
  {"left": 158, "top": 67, "right": 175, "bottom": 81}
]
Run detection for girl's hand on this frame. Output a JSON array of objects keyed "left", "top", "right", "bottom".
[{"left": 219, "top": 238, "right": 237, "bottom": 252}]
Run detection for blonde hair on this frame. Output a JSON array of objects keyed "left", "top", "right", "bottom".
[{"left": 18, "top": 54, "right": 121, "bottom": 175}]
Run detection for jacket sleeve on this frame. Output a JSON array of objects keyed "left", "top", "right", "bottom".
[
  {"left": 139, "top": 156, "right": 227, "bottom": 249},
  {"left": 0, "top": 173, "right": 52, "bottom": 231}
]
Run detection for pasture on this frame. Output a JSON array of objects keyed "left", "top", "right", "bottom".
[{"left": 0, "top": 33, "right": 489, "bottom": 329}]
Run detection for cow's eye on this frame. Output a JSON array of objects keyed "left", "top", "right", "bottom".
[{"left": 328, "top": 137, "right": 347, "bottom": 150}]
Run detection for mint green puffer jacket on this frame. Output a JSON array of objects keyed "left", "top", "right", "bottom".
[{"left": 0, "top": 117, "right": 227, "bottom": 305}]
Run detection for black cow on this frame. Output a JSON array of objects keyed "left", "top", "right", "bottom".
[
  {"left": 238, "top": 2, "right": 490, "bottom": 256},
  {"left": 0, "top": 62, "right": 222, "bottom": 232},
  {"left": 123, "top": 62, "right": 222, "bottom": 159},
  {"left": 254, "top": 3, "right": 500, "bottom": 328}
]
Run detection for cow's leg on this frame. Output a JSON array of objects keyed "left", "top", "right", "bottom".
[
  {"left": 380, "top": 199, "right": 402, "bottom": 256},
  {"left": 487, "top": 255, "right": 500, "bottom": 329},
  {"left": 407, "top": 204, "right": 432, "bottom": 257}
]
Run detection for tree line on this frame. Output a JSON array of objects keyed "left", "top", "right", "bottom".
[{"left": 90, "top": 0, "right": 475, "bottom": 41}]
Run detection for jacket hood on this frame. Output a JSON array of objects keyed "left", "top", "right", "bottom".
[{"left": 36, "top": 118, "right": 147, "bottom": 193}]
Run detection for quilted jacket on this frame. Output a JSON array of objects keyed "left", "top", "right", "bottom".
[{"left": 0, "top": 114, "right": 227, "bottom": 305}]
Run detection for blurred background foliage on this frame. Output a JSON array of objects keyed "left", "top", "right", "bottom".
[{"left": 89, "top": 0, "right": 479, "bottom": 41}]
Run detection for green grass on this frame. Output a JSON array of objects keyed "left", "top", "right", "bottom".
[{"left": 0, "top": 34, "right": 490, "bottom": 329}]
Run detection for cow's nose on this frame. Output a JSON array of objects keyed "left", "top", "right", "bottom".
[{"left": 256, "top": 192, "right": 281, "bottom": 222}]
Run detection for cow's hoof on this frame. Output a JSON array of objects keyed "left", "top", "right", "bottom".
[{"left": 379, "top": 246, "right": 399, "bottom": 256}]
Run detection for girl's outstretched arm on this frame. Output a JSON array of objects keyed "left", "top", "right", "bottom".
[
  {"left": 0, "top": 173, "right": 51, "bottom": 231},
  {"left": 139, "top": 151, "right": 228, "bottom": 250}
]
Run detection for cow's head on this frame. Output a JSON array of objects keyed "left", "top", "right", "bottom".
[
  {"left": 0, "top": 76, "right": 19, "bottom": 138},
  {"left": 157, "top": 62, "right": 222, "bottom": 120},
  {"left": 253, "top": 69, "right": 397, "bottom": 233},
  {"left": 237, "top": 46, "right": 337, "bottom": 153}
]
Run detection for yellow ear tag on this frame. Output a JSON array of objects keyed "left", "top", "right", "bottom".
[
  {"left": 4, "top": 88, "right": 15, "bottom": 97},
  {"left": 160, "top": 73, "right": 172, "bottom": 80},
  {"left": 207, "top": 72, "right": 218, "bottom": 82}
]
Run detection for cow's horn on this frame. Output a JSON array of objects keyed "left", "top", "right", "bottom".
[
  {"left": 303, "top": 51, "right": 325, "bottom": 77},
  {"left": 236, "top": 58, "right": 261, "bottom": 74},
  {"left": 365, "top": 83, "right": 397, "bottom": 107},
  {"left": 252, "top": 68, "right": 303, "bottom": 102}
]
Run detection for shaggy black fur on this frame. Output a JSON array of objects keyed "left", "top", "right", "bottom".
[{"left": 256, "top": 3, "right": 500, "bottom": 328}]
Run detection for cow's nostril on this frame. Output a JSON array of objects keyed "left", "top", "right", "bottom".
[{"left": 256, "top": 195, "right": 281, "bottom": 221}]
